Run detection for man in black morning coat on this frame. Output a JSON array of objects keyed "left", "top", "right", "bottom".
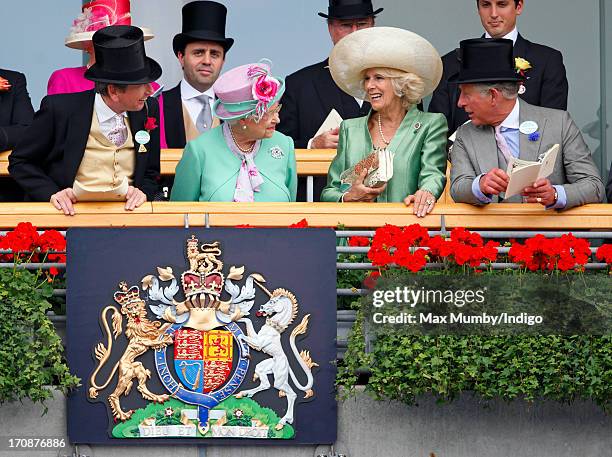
[
  {"left": 9, "top": 26, "right": 162, "bottom": 215},
  {"left": 0, "top": 68, "right": 34, "bottom": 201},
  {"left": 429, "top": 0, "right": 568, "bottom": 135},
  {"left": 277, "top": 0, "right": 382, "bottom": 201},
  {"left": 161, "top": 1, "right": 233, "bottom": 148}
]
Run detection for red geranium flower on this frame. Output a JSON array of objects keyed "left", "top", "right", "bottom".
[
  {"left": 38, "top": 229, "right": 67, "bottom": 263},
  {"left": 0, "top": 223, "right": 67, "bottom": 264},
  {"left": 427, "top": 235, "right": 453, "bottom": 258},
  {"left": 289, "top": 218, "right": 309, "bottom": 228},
  {"left": 426, "top": 228, "right": 499, "bottom": 268},
  {"left": 363, "top": 270, "right": 381, "bottom": 289},
  {"left": 348, "top": 236, "right": 370, "bottom": 247},
  {"left": 596, "top": 244, "right": 612, "bottom": 264},
  {"left": 368, "top": 224, "right": 429, "bottom": 272},
  {"left": 509, "top": 233, "right": 591, "bottom": 271}
]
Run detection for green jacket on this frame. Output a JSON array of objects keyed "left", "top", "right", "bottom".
[
  {"left": 170, "top": 126, "right": 297, "bottom": 202},
  {"left": 321, "top": 106, "right": 448, "bottom": 202}
]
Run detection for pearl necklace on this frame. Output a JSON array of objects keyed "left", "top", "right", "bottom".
[
  {"left": 229, "top": 125, "right": 255, "bottom": 153},
  {"left": 377, "top": 113, "right": 391, "bottom": 146}
]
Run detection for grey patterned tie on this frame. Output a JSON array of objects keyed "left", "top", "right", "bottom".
[
  {"left": 195, "top": 94, "right": 213, "bottom": 133},
  {"left": 107, "top": 114, "right": 127, "bottom": 147}
]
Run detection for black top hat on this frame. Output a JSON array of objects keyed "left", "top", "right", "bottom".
[
  {"left": 318, "top": 0, "right": 383, "bottom": 20},
  {"left": 85, "top": 25, "right": 162, "bottom": 85},
  {"left": 172, "top": 1, "right": 234, "bottom": 56},
  {"left": 449, "top": 38, "right": 522, "bottom": 84}
]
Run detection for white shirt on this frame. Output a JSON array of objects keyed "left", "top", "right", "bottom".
[
  {"left": 180, "top": 79, "right": 215, "bottom": 126},
  {"left": 497, "top": 98, "right": 520, "bottom": 158},
  {"left": 500, "top": 98, "right": 520, "bottom": 130},
  {"left": 485, "top": 27, "right": 519, "bottom": 45},
  {"left": 94, "top": 93, "right": 127, "bottom": 139}
]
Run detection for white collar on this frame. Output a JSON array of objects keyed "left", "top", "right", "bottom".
[
  {"left": 94, "top": 93, "right": 127, "bottom": 124},
  {"left": 485, "top": 27, "right": 518, "bottom": 45},
  {"left": 499, "top": 98, "right": 520, "bottom": 130},
  {"left": 180, "top": 78, "right": 215, "bottom": 101}
]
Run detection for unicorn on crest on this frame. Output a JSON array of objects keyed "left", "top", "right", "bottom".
[{"left": 235, "top": 280, "right": 318, "bottom": 430}]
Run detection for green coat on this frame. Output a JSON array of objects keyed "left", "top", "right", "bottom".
[
  {"left": 321, "top": 106, "right": 448, "bottom": 202},
  {"left": 170, "top": 126, "right": 297, "bottom": 202}
]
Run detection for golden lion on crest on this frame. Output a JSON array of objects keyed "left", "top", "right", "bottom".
[{"left": 88, "top": 282, "right": 173, "bottom": 421}]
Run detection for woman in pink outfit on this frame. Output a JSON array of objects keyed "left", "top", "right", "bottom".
[{"left": 47, "top": 0, "right": 156, "bottom": 95}]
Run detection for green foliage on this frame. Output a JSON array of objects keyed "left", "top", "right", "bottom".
[
  {"left": 0, "top": 267, "right": 79, "bottom": 406},
  {"left": 336, "top": 253, "right": 368, "bottom": 310},
  {"left": 338, "top": 307, "right": 612, "bottom": 411}
]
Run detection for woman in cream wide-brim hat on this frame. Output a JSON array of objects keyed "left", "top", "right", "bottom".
[{"left": 321, "top": 27, "right": 448, "bottom": 218}]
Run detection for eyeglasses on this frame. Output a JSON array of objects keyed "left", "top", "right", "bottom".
[
  {"left": 334, "top": 19, "right": 373, "bottom": 31},
  {"left": 265, "top": 104, "right": 282, "bottom": 117}
]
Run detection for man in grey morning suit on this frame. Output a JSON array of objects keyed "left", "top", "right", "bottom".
[{"left": 450, "top": 39, "right": 603, "bottom": 210}]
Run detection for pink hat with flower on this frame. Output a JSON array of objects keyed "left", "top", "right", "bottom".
[
  {"left": 213, "top": 61, "right": 285, "bottom": 121},
  {"left": 65, "top": 0, "right": 154, "bottom": 50}
]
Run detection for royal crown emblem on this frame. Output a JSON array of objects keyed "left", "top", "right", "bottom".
[
  {"left": 181, "top": 236, "right": 225, "bottom": 300},
  {"left": 113, "top": 281, "right": 141, "bottom": 306},
  {"left": 87, "top": 235, "right": 319, "bottom": 440}
]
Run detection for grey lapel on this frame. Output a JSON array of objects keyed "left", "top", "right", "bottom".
[
  {"left": 518, "top": 99, "right": 546, "bottom": 161},
  {"left": 472, "top": 124, "right": 499, "bottom": 175}
]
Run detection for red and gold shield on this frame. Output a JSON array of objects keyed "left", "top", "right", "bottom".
[{"left": 174, "top": 328, "right": 233, "bottom": 393}]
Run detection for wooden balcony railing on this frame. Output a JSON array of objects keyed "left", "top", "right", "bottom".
[
  {"left": 0, "top": 202, "right": 610, "bottom": 230},
  {"left": 2, "top": 149, "right": 337, "bottom": 177}
]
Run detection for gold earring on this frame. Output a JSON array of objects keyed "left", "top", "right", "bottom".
[{"left": 242, "top": 124, "right": 247, "bottom": 130}]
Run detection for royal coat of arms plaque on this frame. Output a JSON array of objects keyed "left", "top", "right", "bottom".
[{"left": 66, "top": 228, "right": 337, "bottom": 444}]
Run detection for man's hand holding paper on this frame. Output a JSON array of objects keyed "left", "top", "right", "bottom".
[
  {"left": 312, "top": 126, "right": 340, "bottom": 149},
  {"left": 479, "top": 168, "right": 510, "bottom": 196},
  {"left": 503, "top": 144, "right": 559, "bottom": 199},
  {"left": 522, "top": 178, "right": 557, "bottom": 206},
  {"left": 310, "top": 109, "right": 343, "bottom": 149}
]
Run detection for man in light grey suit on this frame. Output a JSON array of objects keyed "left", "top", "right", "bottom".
[{"left": 450, "top": 38, "right": 604, "bottom": 210}]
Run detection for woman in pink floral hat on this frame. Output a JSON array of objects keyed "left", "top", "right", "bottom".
[
  {"left": 171, "top": 62, "right": 297, "bottom": 202},
  {"left": 47, "top": 0, "right": 156, "bottom": 95}
]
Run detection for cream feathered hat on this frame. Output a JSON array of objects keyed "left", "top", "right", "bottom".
[{"left": 329, "top": 27, "right": 443, "bottom": 100}]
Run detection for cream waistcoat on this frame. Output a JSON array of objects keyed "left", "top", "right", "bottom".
[{"left": 75, "top": 109, "right": 135, "bottom": 189}]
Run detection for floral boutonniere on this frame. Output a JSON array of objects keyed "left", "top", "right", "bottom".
[
  {"left": 144, "top": 116, "right": 157, "bottom": 132},
  {"left": 528, "top": 132, "right": 540, "bottom": 142},
  {"left": 514, "top": 57, "right": 532, "bottom": 78},
  {"left": 0, "top": 77, "right": 11, "bottom": 92},
  {"left": 134, "top": 101, "right": 158, "bottom": 153}
]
